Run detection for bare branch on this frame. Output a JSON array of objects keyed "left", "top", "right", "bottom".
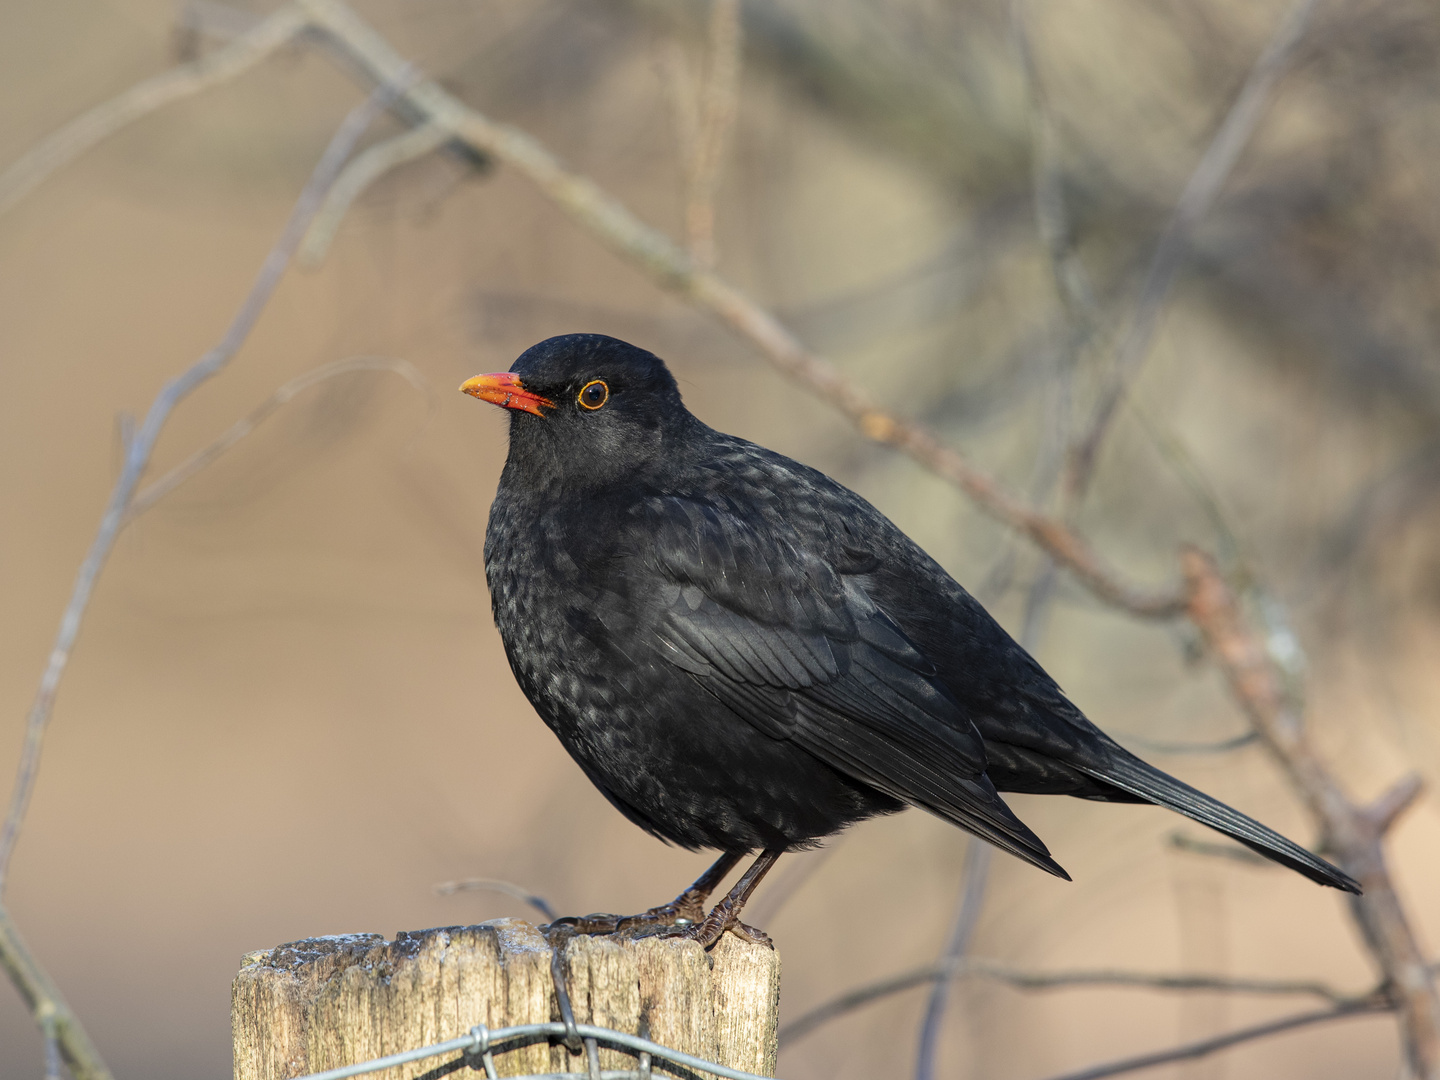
[
  {"left": 433, "top": 878, "right": 558, "bottom": 922},
  {"left": 779, "top": 956, "right": 1368, "bottom": 1047},
  {"left": 1035, "top": 998, "right": 1390, "bottom": 1080},
  {"left": 298, "top": 124, "right": 451, "bottom": 267},
  {"left": 1065, "top": 0, "right": 1323, "bottom": 500},
  {"left": 257, "top": 11, "right": 1439, "bottom": 1069},
  {"left": 11, "top": 6, "right": 1432, "bottom": 1073},
  {"left": 0, "top": 4, "right": 306, "bottom": 218},
  {"left": 1182, "top": 549, "right": 1440, "bottom": 1077}
]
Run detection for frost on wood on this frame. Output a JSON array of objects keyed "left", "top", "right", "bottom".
[{"left": 231, "top": 919, "right": 781, "bottom": 1079}]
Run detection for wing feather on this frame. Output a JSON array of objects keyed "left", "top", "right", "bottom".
[{"left": 627, "top": 495, "right": 1067, "bottom": 878}]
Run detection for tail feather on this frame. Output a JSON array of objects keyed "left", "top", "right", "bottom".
[{"left": 1075, "top": 752, "right": 1360, "bottom": 894}]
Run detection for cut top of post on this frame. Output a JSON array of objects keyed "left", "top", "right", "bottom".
[{"left": 232, "top": 919, "right": 780, "bottom": 1079}]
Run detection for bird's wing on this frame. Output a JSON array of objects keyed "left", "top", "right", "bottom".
[{"left": 626, "top": 496, "right": 1067, "bottom": 877}]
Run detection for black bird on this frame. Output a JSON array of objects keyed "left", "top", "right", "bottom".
[{"left": 464, "top": 334, "right": 1358, "bottom": 946}]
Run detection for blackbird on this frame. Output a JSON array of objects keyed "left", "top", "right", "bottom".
[{"left": 464, "top": 333, "right": 1358, "bottom": 946}]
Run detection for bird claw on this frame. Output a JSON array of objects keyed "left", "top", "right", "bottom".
[
  {"left": 652, "top": 906, "right": 773, "bottom": 950},
  {"left": 541, "top": 851, "right": 776, "bottom": 950},
  {"left": 544, "top": 898, "right": 703, "bottom": 941},
  {"left": 544, "top": 904, "right": 771, "bottom": 950}
]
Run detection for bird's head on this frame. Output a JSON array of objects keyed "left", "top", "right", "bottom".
[{"left": 461, "top": 334, "right": 695, "bottom": 490}]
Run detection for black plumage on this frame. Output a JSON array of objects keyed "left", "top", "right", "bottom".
[{"left": 466, "top": 334, "right": 1358, "bottom": 941}]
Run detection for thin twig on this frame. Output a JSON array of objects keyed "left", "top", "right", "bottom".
[
  {"left": 299, "top": 124, "right": 452, "bottom": 267},
  {"left": 433, "top": 878, "right": 558, "bottom": 922},
  {"left": 0, "top": 4, "right": 306, "bottom": 217},
  {"left": 1035, "top": 997, "right": 1389, "bottom": 1080},
  {"left": 1065, "top": 0, "right": 1323, "bottom": 500},
  {"left": 129, "top": 356, "right": 430, "bottom": 515},
  {"left": 779, "top": 956, "right": 1367, "bottom": 1047}
]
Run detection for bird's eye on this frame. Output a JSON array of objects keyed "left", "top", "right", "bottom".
[{"left": 578, "top": 379, "right": 609, "bottom": 410}]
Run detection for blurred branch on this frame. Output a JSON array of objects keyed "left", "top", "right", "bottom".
[
  {"left": 0, "top": 4, "right": 306, "bottom": 217},
  {"left": 999, "top": 21, "right": 1439, "bottom": 1067},
  {"left": 433, "top": 878, "right": 557, "bottom": 921},
  {"left": 0, "top": 902, "right": 112, "bottom": 1080},
  {"left": 1182, "top": 548, "right": 1440, "bottom": 1077},
  {"left": 1037, "top": 997, "right": 1391, "bottom": 1080},
  {"left": 1065, "top": 0, "right": 1323, "bottom": 501},
  {"left": 8, "top": 4, "right": 1435, "bottom": 1073},
  {"left": 280, "top": 9, "right": 1438, "bottom": 1071},
  {"left": 780, "top": 954, "right": 1372, "bottom": 1047}
]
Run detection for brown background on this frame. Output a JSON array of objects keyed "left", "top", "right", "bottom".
[{"left": 1, "top": 1, "right": 1437, "bottom": 1078}]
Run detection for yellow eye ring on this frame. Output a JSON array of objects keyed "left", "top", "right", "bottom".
[{"left": 578, "top": 379, "right": 609, "bottom": 410}]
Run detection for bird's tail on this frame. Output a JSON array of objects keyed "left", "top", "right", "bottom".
[{"left": 1073, "top": 751, "right": 1361, "bottom": 894}]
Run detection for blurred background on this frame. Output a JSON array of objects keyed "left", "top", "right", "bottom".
[{"left": 2, "top": 0, "right": 1439, "bottom": 1077}]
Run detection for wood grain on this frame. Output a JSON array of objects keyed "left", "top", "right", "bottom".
[{"left": 232, "top": 920, "right": 780, "bottom": 1079}]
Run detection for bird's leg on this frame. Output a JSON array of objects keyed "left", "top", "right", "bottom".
[
  {"left": 554, "top": 851, "right": 744, "bottom": 936},
  {"left": 631, "top": 850, "right": 744, "bottom": 926},
  {"left": 674, "top": 849, "right": 784, "bottom": 949}
]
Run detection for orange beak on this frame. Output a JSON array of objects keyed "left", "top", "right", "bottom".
[{"left": 459, "top": 372, "right": 555, "bottom": 417}]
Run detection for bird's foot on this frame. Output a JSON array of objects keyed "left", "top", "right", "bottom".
[
  {"left": 543, "top": 897, "right": 704, "bottom": 940},
  {"left": 655, "top": 896, "right": 773, "bottom": 950},
  {"left": 544, "top": 875, "right": 714, "bottom": 938}
]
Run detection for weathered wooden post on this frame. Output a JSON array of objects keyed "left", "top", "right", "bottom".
[{"left": 232, "top": 919, "right": 780, "bottom": 1079}]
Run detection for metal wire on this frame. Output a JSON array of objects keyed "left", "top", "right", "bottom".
[{"left": 292, "top": 1021, "right": 776, "bottom": 1080}]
